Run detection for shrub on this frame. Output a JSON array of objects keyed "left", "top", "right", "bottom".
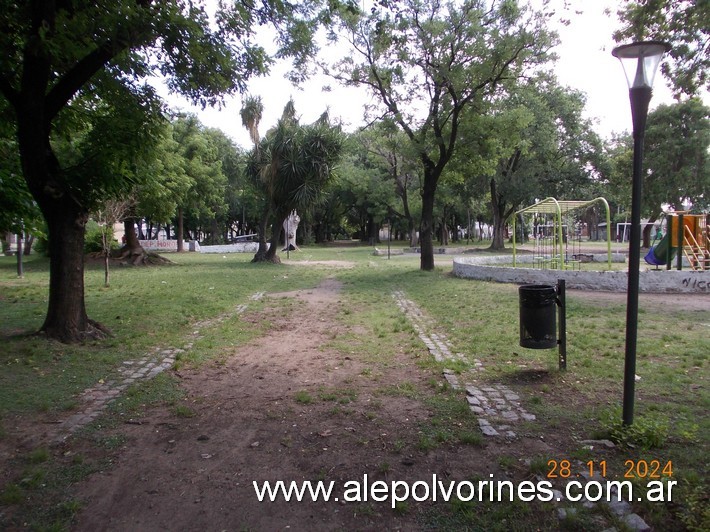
[
  {"left": 84, "top": 221, "right": 118, "bottom": 254},
  {"left": 597, "top": 408, "right": 669, "bottom": 449}
]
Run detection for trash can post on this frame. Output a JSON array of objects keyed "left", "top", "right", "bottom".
[{"left": 557, "top": 279, "right": 566, "bottom": 371}]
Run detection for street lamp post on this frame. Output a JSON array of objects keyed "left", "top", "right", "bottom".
[{"left": 612, "top": 41, "right": 670, "bottom": 426}]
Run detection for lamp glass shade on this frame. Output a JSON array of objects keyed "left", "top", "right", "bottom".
[{"left": 612, "top": 41, "right": 671, "bottom": 89}]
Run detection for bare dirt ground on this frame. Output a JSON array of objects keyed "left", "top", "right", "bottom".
[{"left": 61, "top": 277, "right": 552, "bottom": 531}]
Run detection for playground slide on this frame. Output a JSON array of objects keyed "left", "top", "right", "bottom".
[{"left": 644, "top": 232, "right": 677, "bottom": 266}]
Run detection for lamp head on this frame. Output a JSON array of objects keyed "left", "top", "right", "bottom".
[{"left": 612, "top": 41, "right": 671, "bottom": 90}]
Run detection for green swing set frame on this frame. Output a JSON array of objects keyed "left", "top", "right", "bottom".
[{"left": 512, "top": 197, "right": 612, "bottom": 271}]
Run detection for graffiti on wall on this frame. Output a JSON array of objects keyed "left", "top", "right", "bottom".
[{"left": 681, "top": 277, "right": 709, "bottom": 291}]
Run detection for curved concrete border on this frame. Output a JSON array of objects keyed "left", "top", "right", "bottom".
[{"left": 452, "top": 255, "right": 710, "bottom": 293}]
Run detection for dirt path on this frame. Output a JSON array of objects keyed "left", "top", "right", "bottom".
[{"left": 71, "top": 277, "right": 504, "bottom": 530}]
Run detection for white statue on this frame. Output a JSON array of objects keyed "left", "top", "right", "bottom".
[{"left": 283, "top": 210, "right": 300, "bottom": 251}]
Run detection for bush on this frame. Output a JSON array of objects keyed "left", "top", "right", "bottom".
[
  {"left": 84, "top": 221, "right": 118, "bottom": 254},
  {"left": 597, "top": 408, "right": 669, "bottom": 449}
]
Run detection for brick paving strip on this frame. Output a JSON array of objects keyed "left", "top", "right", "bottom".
[
  {"left": 392, "top": 290, "right": 534, "bottom": 439},
  {"left": 52, "top": 292, "right": 265, "bottom": 444},
  {"left": 392, "top": 290, "right": 652, "bottom": 530}
]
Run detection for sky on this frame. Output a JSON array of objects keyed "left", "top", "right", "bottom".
[{"left": 156, "top": 0, "right": 686, "bottom": 150}]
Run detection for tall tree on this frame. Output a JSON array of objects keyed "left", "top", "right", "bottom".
[
  {"left": 606, "top": 99, "right": 710, "bottom": 245},
  {"left": 336, "top": 133, "right": 395, "bottom": 244},
  {"left": 171, "top": 115, "right": 227, "bottom": 248},
  {"left": 356, "top": 122, "right": 421, "bottom": 246},
  {"left": 468, "top": 76, "right": 603, "bottom": 249},
  {"left": 613, "top": 0, "right": 709, "bottom": 98},
  {"left": 329, "top": 0, "right": 555, "bottom": 270},
  {"left": 0, "top": 0, "right": 329, "bottom": 342},
  {"left": 240, "top": 95, "right": 272, "bottom": 257},
  {"left": 644, "top": 98, "right": 710, "bottom": 212}
]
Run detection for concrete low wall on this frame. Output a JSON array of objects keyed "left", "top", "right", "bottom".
[
  {"left": 139, "top": 240, "right": 191, "bottom": 251},
  {"left": 199, "top": 242, "right": 269, "bottom": 254},
  {"left": 452, "top": 255, "right": 710, "bottom": 293}
]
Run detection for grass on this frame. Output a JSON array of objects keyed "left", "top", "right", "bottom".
[{"left": 0, "top": 245, "right": 708, "bottom": 530}]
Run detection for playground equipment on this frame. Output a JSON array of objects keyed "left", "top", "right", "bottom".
[
  {"left": 645, "top": 213, "right": 709, "bottom": 271},
  {"left": 512, "top": 198, "right": 612, "bottom": 270}
]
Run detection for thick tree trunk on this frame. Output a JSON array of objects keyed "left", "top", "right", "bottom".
[
  {"left": 490, "top": 210, "right": 506, "bottom": 250},
  {"left": 642, "top": 211, "right": 659, "bottom": 248},
  {"left": 118, "top": 219, "right": 151, "bottom": 265},
  {"left": 489, "top": 178, "right": 507, "bottom": 250},
  {"left": 366, "top": 214, "right": 379, "bottom": 245},
  {"left": 41, "top": 204, "right": 109, "bottom": 342},
  {"left": 263, "top": 214, "right": 283, "bottom": 263},
  {"left": 24, "top": 234, "right": 34, "bottom": 255},
  {"left": 102, "top": 228, "right": 110, "bottom": 287},
  {"left": 16, "top": 232, "right": 23, "bottom": 278},
  {"left": 17, "top": 100, "right": 108, "bottom": 342},
  {"left": 210, "top": 218, "right": 219, "bottom": 244}
]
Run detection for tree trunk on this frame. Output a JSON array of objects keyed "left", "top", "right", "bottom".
[
  {"left": 642, "top": 211, "right": 659, "bottom": 248},
  {"left": 42, "top": 204, "right": 109, "bottom": 341},
  {"left": 102, "top": 228, "right": 110, "bottom": 287},
  {"left": 17, "top": 105, "right": 108, "bottom": 342},
  {"left": 16, "top": 232, "right": 23, "bottom": 278},
  {"left": 420, "top": 176, "right": 436, "bottom": 270},
  {"left": 252, "top": 204, "right": 271, "bottom": 262},
  {"left": 408, "top": 217, "right": 417, "bottom": 247},
  {"left": 489, "top": 178, "right": 507, "bottom": 250},
  {"left": 211, "top": 218, "right": 219, "bottom": 244},
  {"left": 119, "top": 219, "right": 150, "bottom": 265},
  {"left": 24, "top": 234, "right": 34, "bottom": 255},
  {"left": 176, "top": 207, "right": 185, "bottom": 252},
  {"left": 264, "top": 218, "right": 282, "bottom": 263}
]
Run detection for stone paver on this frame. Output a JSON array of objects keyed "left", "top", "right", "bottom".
[{"left": 52, "top": 295, "right": 260, "bottom": 443}]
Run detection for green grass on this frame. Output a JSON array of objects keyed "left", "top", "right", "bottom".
[{"left": 0, "top": 246, "right": 708, "bottom": 531}]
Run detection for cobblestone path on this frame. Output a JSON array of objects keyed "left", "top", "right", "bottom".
[
  {"left": 392, "top": 290, "right": 535, "bottom": 439},
  {"left": 53, "top": 292, "right": 265, "bottom": 443},
  {"left": 392, "top": 290, "right": 653, "bottom": 530}
]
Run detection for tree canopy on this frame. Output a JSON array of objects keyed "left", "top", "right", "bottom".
[
  {"left": 0, "top": 0, "right": 340, "bottom": 342},
  {"left": 328, "top": 0, "right": 556, "bottom": 269},
  {"left": 613, "top": 0, "right": 709, "bottom": 98}
]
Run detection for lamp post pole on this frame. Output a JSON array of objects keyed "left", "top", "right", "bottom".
[
  {"left": 612, "top": 41, "right": 670, "bottom": 426},
  {"left": 622, "top": 85, "right": 651, "bottom": 426}
]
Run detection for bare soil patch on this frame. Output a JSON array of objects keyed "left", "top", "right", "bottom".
[
  {"left": 57, "top": 278, "right": 562, "bottom": 530},
  {"left": 284, "top": 259, "right": 356, "bottom": 269}
]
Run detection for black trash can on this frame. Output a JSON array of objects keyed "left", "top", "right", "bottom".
[{"left": 519, "top": 284, "right": 557, "bottom": 349}]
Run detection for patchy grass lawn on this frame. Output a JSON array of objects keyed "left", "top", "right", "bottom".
[{"left": 0, "top": 246, "right": 707, "bottom": 531}]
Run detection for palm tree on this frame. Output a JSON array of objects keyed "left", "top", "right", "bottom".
[
  {"left": 245, "top": 101, "right": 343, "bottom": 262},
  {"left": 240, "top": 95, "right": 263, "bottom": 148}
]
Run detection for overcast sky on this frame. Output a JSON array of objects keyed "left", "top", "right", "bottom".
[{"left": 156, "top": 0, "right": 686, "bottom": 150}]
